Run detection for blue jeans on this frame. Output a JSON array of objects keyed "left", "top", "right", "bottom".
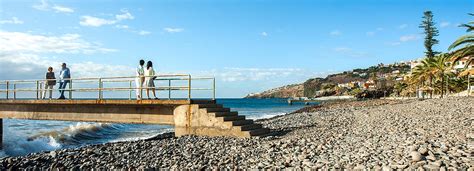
[{"left": 59, "top": 81, "right": 69, "bottom": 98}]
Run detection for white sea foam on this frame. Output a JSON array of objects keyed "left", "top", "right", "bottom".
[
  {"left": 66, "top": 122, "right": 111, "bottom": 135},
  {"left": 2, "top": 135, "right": 61, "bottom": 157},
  {"left": 246, "top": 112, "right": 288, "bottom": 120},
  {"left": 110, "top": 128, "right": 174, "bottom": 143}
]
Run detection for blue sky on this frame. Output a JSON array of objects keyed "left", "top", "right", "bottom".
[{"left": 0, "top": 0, "right": 473, "bottom": 97}]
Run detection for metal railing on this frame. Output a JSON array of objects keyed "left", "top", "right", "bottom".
[{"left": 0, "top": 74, "right": 216, "bottom": 100}]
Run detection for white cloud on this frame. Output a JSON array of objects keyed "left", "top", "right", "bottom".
[
  {"left": 329, "top": 30, "right": 342, "bottom": 36},
  {"left": 333, "top": 47, "right": 352, "bottom": 52},
  {"left": 163, "top": 27, "right": 184, "bottom": 33},
  {"left": 137, "top": 30, "right": 151, "bottom": 35},
  {"left": 115, "top": 10, "right": 134, "bottom": 21},
  {"left": 261, "top": 32, "right": 268, "bottom": 37},
  {"left": 440, "top": 22, "right": 450, "bottom": 28},
  {"left": 80, "top": 10, "right": 134, "bottom": 27},
  {"left": 80, "top": 16, "right": 116, "bottom": 27},
  {"left": 115, "top": 24, "right": 129, "bottom": 29},
  {"left": 0, "top": 53, "right": 133, "bottom": 80},
  {"left": 389, "top": 42, "right": 401, "bottom": 46},
  {"left": 52, "top": 5, "right": 74, "bottom": 13},
  {"left": 399, "top": 34, "right": 418, "bottom": 42},
  {"left": 332, "top": 47, "right": 371, "bottom": 58},
  {"left": 210, "top": 67, "right": 307, "bottom": 82},
  {"left": 388, "top": 34, "right": 419, "bottom": 46},
  {"left": 69, "top": 61, "right": 133, "bottom": 78},
  {"left": 399, "top": 24, "right": 408, "bottom": 29},
  {"left": 0, "top": 30, "right": 128, "bottom": 81},
  {"left": 366, "top": 27, "right": 384, "bottom": 37},
  {"left": 32, "top": 0, "right": 49, "bottom": 11},
  {"left": 33, "top": 0, "right": 74, "bottom": 13},
  {"left": 0, "top": 17, "right": 24, "bottom": 24},
  {"left": 0, "top": 30, "right": 115, "bottom": 54}
]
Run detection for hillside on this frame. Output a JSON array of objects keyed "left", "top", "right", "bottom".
[
  {"left": 245, "top": 62, "right": 410, "bottom": 98},
  {"left": 244, "top": 84, "right": 304, "bottom": 98}
]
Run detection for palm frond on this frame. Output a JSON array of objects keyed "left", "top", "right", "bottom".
[
  {"left": 450, "top": 46, "right": 474, "bottom": 64},
  {"left": 448, "top": 34, "right": 474, "bottom": 50},
  {"left": 459, "top": 24, "right": 474, "bottom": 32}
]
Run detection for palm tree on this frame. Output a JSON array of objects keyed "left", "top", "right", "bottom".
[
  {"left": 410, "top": 54, "right": 452, "bottom": 98},
  {"left": 429, "top": 54, "right": 451, "bottom": 97},
  {"left": 448, "top": 13, "right": 473, "bottom": 96}
]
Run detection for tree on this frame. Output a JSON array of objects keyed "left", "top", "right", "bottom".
[
  {"left": 412, "top": 57, "right": 436, "bottom": 98},
  {"left": 448, "top": 13, "right": 474, "bottom": 96},
  {"left": 429, "top": 54, "right": 451, "bottom": 97},
  {"left": 419, "top": 11, "right": 440, "bottom": 58},
  {"left": 448, "top": 13, "right": 473, "bottom": 70}
]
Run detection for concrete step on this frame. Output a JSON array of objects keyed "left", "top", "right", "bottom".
[
  {"left": 198, "top": 104, "right": 223, "bottom": 108},
  {"left": 228, "top": 119, "right": 253, "bottom": 126},
  {"left": 209, "top": 112, "right": 238, "bottom": 117},
  {"left": 206, "top": 108, "right": 230, "bottom": 112},
  {"left": 248, "top": 128, "right": 270, "bottom": 136},
  {"left": 191, "top": 99, "right": 216, "bottom": 104},
  {"left": 220, "top": 115, "right": 245, "bottom": 121},
  {"left": 235, "top": 124, "right": 263, "bottom": 131}
]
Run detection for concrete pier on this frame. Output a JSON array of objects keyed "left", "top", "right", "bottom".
[{"left": 0, "top": 99, "right": 269, "bottom": 147}]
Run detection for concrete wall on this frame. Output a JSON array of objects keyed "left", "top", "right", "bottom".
[
  {"left": 0, "top": 100, "right": 253, "bottom": 139},
  {"left": 0, "top": 100, "right": 181, "bottom": 124}
]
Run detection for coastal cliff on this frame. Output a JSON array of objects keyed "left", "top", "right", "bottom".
[
  {"left": 244, "top": 84, "right": 304, "bottom": 98},
  {"left": 246, "top": 63, "right": 410, "bottom": 98}
]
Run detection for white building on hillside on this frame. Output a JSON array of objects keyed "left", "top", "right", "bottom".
[
  {"left": 410, "top": 58, "right": 424, "bottom": 73},
  {"left": 453, "top": 56, "right": 473, "bottom": 70}
]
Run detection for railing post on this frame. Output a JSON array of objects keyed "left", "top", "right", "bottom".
[
  {"left": 13, "top": 83, "right": 16, "bottom": 100},
  {"left": 36, "top": 81, "right": 39, "bottom": 100},
  {"left": 139, "top": 76, "right": 143, "bottom": 100},
  {"left": 69, "top": 79, "right": 72, "bottom": 99},
  {"left": 213, "top": 77, "right": 216, "bottom": 100},
  {"left": 188, "top": 75, "right": 191, "bottom": 100},
  {"left": 6, "top": 81, "right": 9, "bottom": 100},
  {"left": 168, "top": 80, "right": 171, "bottom": 100},
  {"left": 129, "top": 80, "right": 132, "bottom": 100},
  {"left": 98, "top": 78, "right": 103, "bottom": 100}
]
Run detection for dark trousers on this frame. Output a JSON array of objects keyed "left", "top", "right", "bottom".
[{"left": 58, "top": 81, "right": 69, "bottom": 98}]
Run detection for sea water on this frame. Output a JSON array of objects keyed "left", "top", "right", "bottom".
[{"left": 0, "top": 98, "right": 305, "bottom": 157}]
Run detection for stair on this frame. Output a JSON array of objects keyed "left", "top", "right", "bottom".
[
  {"left": 206, "top": 108, "right": 230, "bottom": 113},
  {"left": 235, "top": 123, "right": 263, "bottom": 131},
  {"left": 198, "top": 104, "right": 271, "bottom": 137},
  {"left": 198, "top": 104, "right": 223, "bottom": 108},
  {"left": 220, "top": 115, "right": 246, "bottom": 121},
  {"left": 208, "top": 111, "right": 238, "bottom": 117}
]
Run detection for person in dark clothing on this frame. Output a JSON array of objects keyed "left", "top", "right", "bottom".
[{"left": 42, "top": 67, "right": 56, "bottom": 99}]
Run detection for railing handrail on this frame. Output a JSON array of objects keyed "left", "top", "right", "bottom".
[
  {"left": 0, "top": 74, "right": 216, "bottom": 100},
  {"left": 0, "top": 74, "right": 192, "bottom": 83}
]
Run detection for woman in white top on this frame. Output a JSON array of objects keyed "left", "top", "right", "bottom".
[
  {"left": 135, "top": 60, "right": 145, "bottom": 99},
  {"left": 145, "top": 61, "right": 158, "bottom": 99}
]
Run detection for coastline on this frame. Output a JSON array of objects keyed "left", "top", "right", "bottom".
[{"left": 1, "top": 97, "right": 472, "bottom": 169}]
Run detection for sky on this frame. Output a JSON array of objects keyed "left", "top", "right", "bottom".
[{"left": 0, "top": 0, "right": 473, "bottom": 97}]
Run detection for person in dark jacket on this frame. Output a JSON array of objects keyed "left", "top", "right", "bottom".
[{"left": 42, "top": 67, "right": 56, "bottom": 99}]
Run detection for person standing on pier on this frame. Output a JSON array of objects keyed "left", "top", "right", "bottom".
[
  {"left": 145, "top": 61, "right": 158, "bottom": 99},
  {"left": 58, "top": 63, "right": 71, "bottom": 99},
  {"left": 42, "top": 67, "right": 56, "bottom": 99},
  {"left": 135, "top": 59, "right": 145, "bottom": 100}
]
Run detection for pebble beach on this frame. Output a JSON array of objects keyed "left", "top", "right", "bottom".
[{"left": 1, "top": 97, "right": 473, "bottom": 170}]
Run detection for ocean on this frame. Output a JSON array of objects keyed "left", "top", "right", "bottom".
[{"left": 0, "top": 98, "right": 306, "bottom": 157}]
